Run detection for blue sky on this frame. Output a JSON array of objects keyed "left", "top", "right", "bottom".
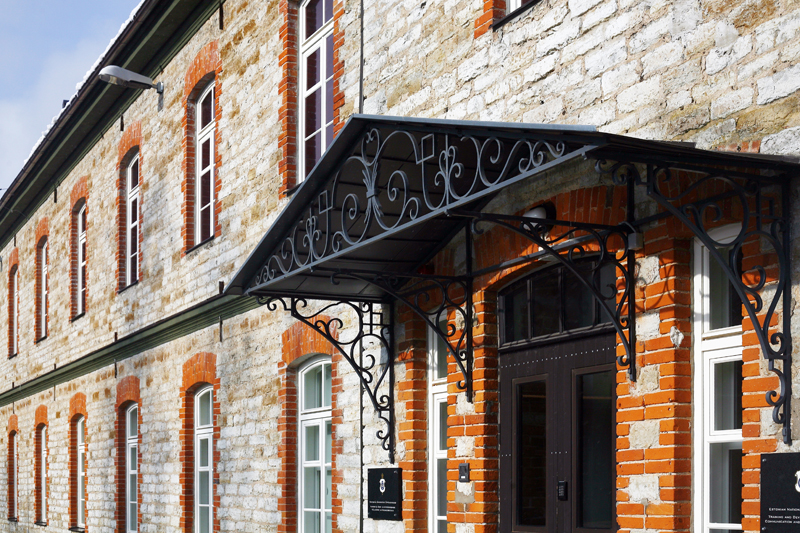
[{"left": 0, "top": 1, "right": 141, "bottom": 191}]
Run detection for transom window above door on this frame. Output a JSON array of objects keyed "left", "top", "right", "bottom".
[{"left": 500, "top": 260, "right": 615, "bottom": 345}]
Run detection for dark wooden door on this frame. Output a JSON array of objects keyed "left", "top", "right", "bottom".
[{"left": 500, "top": 333, "right": 617, "bottom": 533}]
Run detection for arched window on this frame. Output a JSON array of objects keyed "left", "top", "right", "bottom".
[
  {"left": 76, "top": 415, "right": 87, "bottom": 528},
  {"left": 8, "top": 265, "right": 18, "bottom": 356},
  {"left": 126, "top": 405, "right": 139, "bottom": 533},
  {"left": 299, "top": 0, "right": 334, "bottom": 179},
  {"left": 126, "top": 153, "right": 141, "bottom": 286},
  {"left": 36, "top": 424, "right": 48, "bottom": 524},
  {"left": 37, "top": 237, "right": 49, "bottom": 339},
  {"left": 195, "top": 81, "right": 216, "bottom": 245},
  {"left": 693, "top": 227, "right": 743, "bottom": 533},
  {"left": 195, "top": 386, "right": 214, "bottom": 533},
  {"left": 499, "top": 260, "right": 615, "bottom": 345},
  {"left": 298, "top": 358, "right": 332, "bottom": 533},
  {"left": 77, "top": 203, "right": 87, "bottom": 316},
  {"left": 7, "top": 430, "right": 17, "bottom": 521}
]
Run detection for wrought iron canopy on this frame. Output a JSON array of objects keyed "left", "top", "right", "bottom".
[{"left": 226, "top": 114, "right": 800, "bottom": 448}]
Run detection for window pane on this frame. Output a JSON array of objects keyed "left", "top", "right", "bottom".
[
  {"left": 79, "top": 419, "right": 85, "bottom": 442},
  {"left": 304, "top": 511, "right": 321, "bottom": 533},
  {"left": 709, "top": 442, "right": 743, "bottom": 524},
  {"left": 199, "top": 506, "right": 210, "bottom": 533},
  {"left": 129, "top": 502, "right": 137, "bottom": 531},
  {"left": 130, "top": 159, "right": 139, "bottom": 189},
  {"left": 503, "top": 282, "right": 528, "bottom": 343},
  {"left": 130, "top": 445, "right": 137, "bottom": 471},
  {"left": 304, "top": 467, "right": 321, "bottom": 508},
  {"left": 201, "top": 206, "right": 211, "bottom": 241},
  {"left": 200, "top": 438, "right": 209, "bottom": 468},
  {"left": 201, "top": 90, "right": 213, "bottom": 129},
  {"left": 201, "top": 170, "right": 211, "bottom": 206},
  {"left": 306, "top": 48, "right": 320, "bottom": 89},
  {"left": 531, "top": 272, "right": 559, "bottom": 337},
  {"left": 709, "top": 248, "right": 743, "bottom": 329},
  {"left": 577, "top": 371, "right": 614, "bottom": 529},
  {"left": 305, "top": 89, "right": 322, "bottom": 136},
  {"left": 325, "top": 422, "right": 331, "bottom": 464},
  {"left": 324, "top": 364, "right": 332, "bottom": 407},
  {"left": 305, "top": 424, "right": 320, "bottom": 461},
  {"left": 438, "top": 520, "right": 448, "bottom": 533},
  {"left": 439, "top": 400, "right": 448, "bottom": 451},
  {"left": 304, "top": 0, "right": 323, "bottom": 37},
  {"left": 130, "top": 252, "right": 138, "bottom": 281},
  {"left": 325, "top": 467, "right": 332, "bottom": 509},
  {"left": 81, "top": 208, "right": 87, "bottom": 231},
  {"left": 199, "top": 471, "right": 210, "bottom": 505},
  {"left": 564, "top": 263, "right": 594, "bottom": 331},
  {"left": 129, "top": 473, "right": 137, "bottom": 501},
  {"left": 517, "top": 380, "right": 546, "bottom": 527},
  {"left": 304, "top": 366, "right": 323, "bottom": 410},
  {"left": 202, "top": 139, "right": 211, "bottom": 170},
  {"left": 131, "top": 198, "right": 138, "bottom": 224},
  {"left": 325, "top": 512, "right": 332, "bottom": 533},
  {"left": 323, "top": 0, "right": 332, "bottom": 23},
  {"left": 129, "top": 408, "right": 138, "bottom": 438},
  {"left": 437, "top": 457, "right": 447, "bottom": 516},
  {"left": 714, "top": 360, "right": 743, "bottom": 431},
  {"left": 305, "top": 132, "right": 321, "bottom": 177},
  {"left": 199, "top": 390, "right": 212, "bottom": 426}
]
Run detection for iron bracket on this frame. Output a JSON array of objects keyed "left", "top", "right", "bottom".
[{"left": 258, "top": 296, "right": 397, "bottom": 462}]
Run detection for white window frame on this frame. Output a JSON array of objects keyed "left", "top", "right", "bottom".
[
  {"left": 126, "top": 405, "right": 138, "bottom": 533},
  {"left": 126, "top": 154, "right": 140, "bottom": 286},
  {"left": 39, "top": 238, "right": 48, "bottom": 338},
  {"left": 39, "top": 425, "right": 47, "bottom": 523},
  {"left": 693, "top": 225, "right": 744, "bottom": 533},
  {"left": 10, "top": 266, "right": 18, "bottom": 355},
  {"left": 77, "top": 416, "right": 87, "bottom": 528},
  {"left": 299, "top": 358, "right": 332, "bottom": 533},
  {"left": 195, "top": 386, "right": 214, "bottom": 533},
  {"left": 298, "top": 0, "right": 334, "bottom": 181},
  {"left": 195, "top": 82, "right": 216, "bottom": 245},
  {"left": 428, "top": 326, "right": 449, "bottom": 533},
  {"left": 78, "top": 204, "right": 87, "bottom": 315}
]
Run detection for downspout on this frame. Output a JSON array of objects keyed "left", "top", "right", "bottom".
[{"left": 358, "top": 0, "right": 364, "bottom": 113}]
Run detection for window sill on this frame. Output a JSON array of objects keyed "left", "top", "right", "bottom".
[
  {"left": 71, "top": 312, "right": 86, "bottom": 323},
  {"left": 35, "top": 334, "right": 48, "bottom": 344},
  {"left": 8, "top": 353, "right": 17, "bottom": 360},
  {"left": 491, "top": 0, "right": 541, "bottom": 31},
  {"left": 117, "top": 280, "right": 139, "bottom": 294},
  {"left": 34, "top": 520, "right": 47, "bottom": 527},
  {"left": 284, "top": 182, "right": 302, "bottom": 197},
  {"left": 185, "top": 235, "right": 215, "bottom": 255},
  {"left": 69, "top": 527, "right": 85, "bottom": 533},
  {"left": 7, "top": 518, "right": 18, "bottom": 523}
]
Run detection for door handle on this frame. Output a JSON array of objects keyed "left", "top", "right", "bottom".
[{"left": 557, "top": 480, "right": 568, "bottom": 501}]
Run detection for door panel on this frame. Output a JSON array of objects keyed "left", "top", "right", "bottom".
[{"left": 501, "top": 333, "right": 616, "bottom": 533}]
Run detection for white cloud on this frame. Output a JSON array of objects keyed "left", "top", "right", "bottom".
[{"left": 0, "top": 37, "right": 109, "bottom": 191}]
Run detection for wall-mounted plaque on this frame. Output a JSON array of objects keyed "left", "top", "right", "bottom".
[
  {"left": 761, "top": 453, "right": 800, "bottom": 532},
  {"left": 368, "top": 467, "right": 402, "bottom": 521}
]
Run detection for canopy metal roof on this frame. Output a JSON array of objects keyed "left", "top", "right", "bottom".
[{"left": 226, "top": 114, "right": 797, "bottom": 301}]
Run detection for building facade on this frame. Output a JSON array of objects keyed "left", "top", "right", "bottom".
[{"left": 0, "top": 1, "right": 799, "bottom": 533}]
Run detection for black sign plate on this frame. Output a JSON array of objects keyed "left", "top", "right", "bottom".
[
  {"left": 368, "top": 467, "right": 402, "bottom": 521},
  {"left": 761, "top": 453, "right": 800, "bottom": 532}
]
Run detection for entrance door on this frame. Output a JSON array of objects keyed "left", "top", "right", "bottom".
[{"left": 500, "top": 334, "right": 616, "bottom": 533}]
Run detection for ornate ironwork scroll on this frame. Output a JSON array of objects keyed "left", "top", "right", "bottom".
[
  {"left": 322, "top": 269, "right": 474, "bottom": 401},
  {"left": 460, "top": 211, "right": 637, "bottom": 380},
  {"left": 259, "top": 297, "right": 397, "bottom": 462},
  {"left": 252, "top": 127, "right": 591, "bottom": 290},
  {"left": 597, "top": 159, "right": 792, "bottom": 443}
]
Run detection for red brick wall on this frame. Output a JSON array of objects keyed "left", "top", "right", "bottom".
[
  {"left": 69, "top": 392, "right": 88, "bottom": 530},
  {"left": 474, "top": 0, "right": 506, "bottom": 38},
  {"left": 34, "top": 405, "right": 48, "bottom": 524},
  {"left": 34, "top": 217, "right": 49, "bottom": 341},
  {"left": 279, "top": 320, "right": 339, "bottom": 533},
  {"left": 179, "top": 352, "right": 221, "bottom": 533},
  {"left": 115, "top": 376, "right": 142, "bottom": 533},
  {"left": 116, "top": 121, "right": 143, "bottom": 290},
  {"left": 70, "top": 177, "right": 89, "bottom": 319},
  {"left": 7, "top": 247, "right": 18, "bottom": 358},
  {"left": 6, "top": 413, "right": 18, "bottom": 520},
  {"left": 181, "top": 40, "right": 222, "bottom": 252}
]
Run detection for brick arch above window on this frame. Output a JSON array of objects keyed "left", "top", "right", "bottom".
[
  {"left": 70, "top": 392, "right": 87, "bottom": 420},
  {"left": 281, "top": 318, "right": 338, "bottom": 366},
  {"left": 7, "top": 413, "right": 17, "bottom": 434},
  {"left": 116, "top": 375, "right": 140, "bottom": 408},
  {"left": 182, "top": 40, "right": 222, "bottom": 253}
]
